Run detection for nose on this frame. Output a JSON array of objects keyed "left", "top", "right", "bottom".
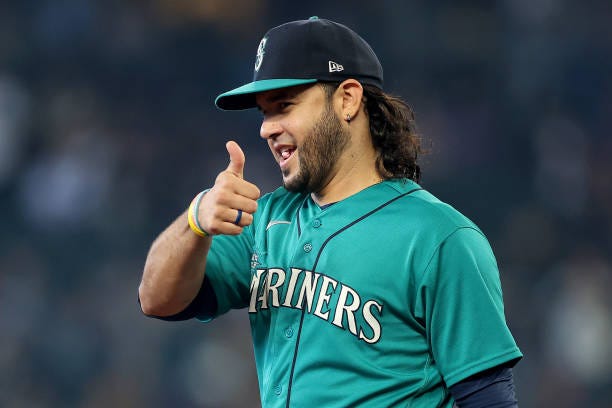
[{"left": 260, "top": 117, "right": 282, "bottom": 140}]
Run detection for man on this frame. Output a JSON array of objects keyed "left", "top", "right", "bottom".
[{"left": 139, "top": 17, "right": 522, "bottom": 407}]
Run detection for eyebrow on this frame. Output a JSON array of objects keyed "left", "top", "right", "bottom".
[{"left": 256, "top": 89, "right": 302, "bottom": 111}]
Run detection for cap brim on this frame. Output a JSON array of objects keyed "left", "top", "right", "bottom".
[{"left": 215, "top": 78, "right": 318, "bottom": 110}]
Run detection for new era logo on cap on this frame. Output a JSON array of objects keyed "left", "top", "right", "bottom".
[{"left": 328, "top": 61, "right": 344, "bottom": 73}]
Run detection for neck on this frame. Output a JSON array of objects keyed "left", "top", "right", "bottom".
[{"left": 310, "top": 140, "right": 382, "bottom": 206}]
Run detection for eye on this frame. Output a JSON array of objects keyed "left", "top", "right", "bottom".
[{"left": 278, "top": 101, "right": 292, "bottom": 110}]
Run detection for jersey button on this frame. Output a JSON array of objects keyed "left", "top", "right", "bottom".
[
  {"left": 312, "top": 219, "right": 322, "bottom": 228},
  {"left": 274, "top": 384, "right": 282, "bottom": 395},
  {"left": 285, "top": 327, "right": 294, "bottom": 338},
  {"left": 303, "top": 243, "right": 312, "bottom": 253}
]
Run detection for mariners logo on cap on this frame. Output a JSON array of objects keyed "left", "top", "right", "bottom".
[{"left": 255, "top": 37, "right": 267, "bottom": 71}]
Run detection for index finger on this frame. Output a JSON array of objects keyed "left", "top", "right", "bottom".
[{"left": 234, "top": 178, "right": 261, "bottom": 201}]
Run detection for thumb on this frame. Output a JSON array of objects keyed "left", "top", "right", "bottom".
[{"left": 225, "top": 140, "right": 245, "bottom": 178}]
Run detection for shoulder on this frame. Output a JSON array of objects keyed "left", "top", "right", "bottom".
[{"left": 383, "top": 179, "right": 483, "bottom": 237}]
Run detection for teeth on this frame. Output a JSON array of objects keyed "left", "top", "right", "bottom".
[{"left": 280, "top": 148, "right": 293, "bottom": 159}]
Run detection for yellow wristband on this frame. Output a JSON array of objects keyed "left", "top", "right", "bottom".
[{"left": 187, "top": 189, "right": 211, "bottom": 237}]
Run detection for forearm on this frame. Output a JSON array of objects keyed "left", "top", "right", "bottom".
[
  {"left": 139, "top": 210, "right": 212, "bottom": 316},
  {"left": 140, "top": 141, "right": 259, "bottom": 317}
]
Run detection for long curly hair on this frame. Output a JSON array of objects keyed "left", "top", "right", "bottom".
[{"left": 321, "top": 82, "right": 422, "bottom": 182}]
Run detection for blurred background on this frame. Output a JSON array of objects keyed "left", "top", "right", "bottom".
[{"left": 1, "top": 0, "right": 611, "bottom": 407}]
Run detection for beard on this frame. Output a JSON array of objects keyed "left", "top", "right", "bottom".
[{"left": 283, "top": 103, "right": 350, "bottom": 193}]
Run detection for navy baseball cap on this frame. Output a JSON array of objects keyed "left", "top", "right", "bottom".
[{"left": 215, "top": 16, "right": 383, "bottom": 110}]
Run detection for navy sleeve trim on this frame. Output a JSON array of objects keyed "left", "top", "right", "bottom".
[
  {"left": 449, "top": 365, "right": 518, "bottom": 408},
  {"left": 138, "top": 276, "right": 218, "bottom": 321}
]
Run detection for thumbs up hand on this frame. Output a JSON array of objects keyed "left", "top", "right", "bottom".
[
  {"left": 196, "top": 141, "right": 261, "bottom": 236},
  {"left": 225, "top": 140, "right": 246, "bottom": 179}
]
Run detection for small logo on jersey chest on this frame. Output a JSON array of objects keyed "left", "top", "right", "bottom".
[{"left": 251, "top": 252, "right": 259, "bottom": 269}]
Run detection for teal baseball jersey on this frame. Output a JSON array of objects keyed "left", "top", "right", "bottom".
[{"left": 200, "top": 179, "right": 522, "bottom": 407}]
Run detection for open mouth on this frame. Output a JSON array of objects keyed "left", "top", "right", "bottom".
[{"left": 277, "top": 146, "right": 296, "bottom": 166}]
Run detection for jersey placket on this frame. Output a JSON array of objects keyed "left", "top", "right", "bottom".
[
  {"left": 258, "top": 200, "right": 326, "bottom": 406},
  {"left": 281, "top": 203, "right": 327, "bottom": 407}
]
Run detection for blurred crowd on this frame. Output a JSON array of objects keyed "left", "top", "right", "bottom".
[{"left": 1, "top": 1, "right": 611, "bottom": 407}]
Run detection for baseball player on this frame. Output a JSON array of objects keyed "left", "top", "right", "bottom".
[{"left": 139, "top": 17, "right": 522, "bottom": 407}]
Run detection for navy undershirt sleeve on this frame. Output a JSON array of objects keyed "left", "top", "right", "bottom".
[
  {"left": 138, "top": 276, "right": 218, "bottom": 321},
  {"left": 449, "top": 365, "right": 518, "bottom": 408}
]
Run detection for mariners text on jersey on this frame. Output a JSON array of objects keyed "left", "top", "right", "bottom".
[{"left": 249, "top": 267, "right": 383, "bottom": 344}]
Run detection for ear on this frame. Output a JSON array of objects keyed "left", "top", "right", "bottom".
[{"left": 335, "top": 79, "right": 364, "bottom": 121}]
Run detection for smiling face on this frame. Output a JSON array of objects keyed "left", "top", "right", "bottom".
[{"left": 256, "top": 84, "right": 350, "bottom": 193}]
